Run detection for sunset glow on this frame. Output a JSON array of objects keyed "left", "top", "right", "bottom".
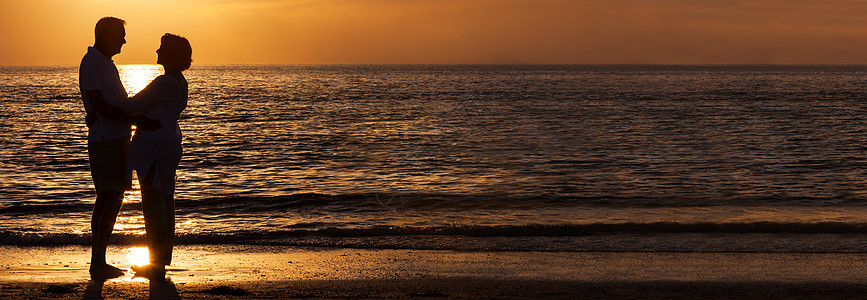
[
  {"left": 4, "top": 0, "right": 867, "bottom": 65},
  {"left": 119, "top": 64, "right": 162, "bottom": 96}
]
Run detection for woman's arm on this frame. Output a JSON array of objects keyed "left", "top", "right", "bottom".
[
  {"left": 116, "top": 76, "right": 167, "bottom": 114},
  {"left": 85, "top": 89, "right": 162, "bottom": 130}
]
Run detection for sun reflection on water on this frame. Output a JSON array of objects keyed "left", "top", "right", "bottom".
[
  {"left": 112, "top": 65, "right": 161, "bottom": 234},
  {"left": 118, "top": 64, "right": 163, "bottom": 96}
]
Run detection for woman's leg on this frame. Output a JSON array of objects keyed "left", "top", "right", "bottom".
[{"left": 140, "top": 163, "right": 175, "bottom": 266}]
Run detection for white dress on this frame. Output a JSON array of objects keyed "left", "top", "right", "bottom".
[{"left": 117, "top": 74, "right": 188, "bottom": 195}]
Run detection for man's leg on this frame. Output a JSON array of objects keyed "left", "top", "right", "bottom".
[
  {"left": 87, "top": 138, "right": 130, "bottom": 279},
  {"left": 91, "top": 190, "right": 124, "bottom": 266}
]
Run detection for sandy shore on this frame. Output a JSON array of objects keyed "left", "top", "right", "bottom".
[{"left": 1, "top": 245, "right": 865, "bottom": 298}]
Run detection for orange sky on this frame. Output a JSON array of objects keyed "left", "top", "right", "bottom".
[{"left": 3, "top": 0, "right": 867, "bottom": 65}]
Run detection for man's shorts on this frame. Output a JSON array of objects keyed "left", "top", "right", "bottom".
[{"left": 88, "top": 137, "right": 132, "bottom": 193}]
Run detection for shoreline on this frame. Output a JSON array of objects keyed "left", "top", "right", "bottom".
[{"left": 1, "top": 245, "right": 865, "bottom": 298}]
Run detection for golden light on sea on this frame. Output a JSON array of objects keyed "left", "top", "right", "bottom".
[
  {"left": 118, "top": 64, "right": 162, "bottom": 96},
  {"left": 114, "top": 65, "right": 163, "bottom": 276},
  {"left": 113, "top": 64, "right": 158, "bottom": 233}
]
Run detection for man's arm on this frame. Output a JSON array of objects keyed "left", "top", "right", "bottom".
[
  {"left": 85, "top": 89, "right": 162, "bottom": 130},
  {"left": 86, "top": 89, "right": 136, "bottom": 124}
]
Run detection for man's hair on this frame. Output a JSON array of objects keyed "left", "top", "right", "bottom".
[
  {"left": 162, "top": 33, "right": 193, "bottom": 71},
  {"left": 94, "top": 17, "right": 126, "bottom": 42}
]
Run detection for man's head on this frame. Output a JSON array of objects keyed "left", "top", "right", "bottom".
[{"left": 94, "top": 17, "right": 126, "bottom": 57}]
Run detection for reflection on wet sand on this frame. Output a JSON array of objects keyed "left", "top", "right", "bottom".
[{"left": 83, "top": 277, "right": 179, "bottom": 299}]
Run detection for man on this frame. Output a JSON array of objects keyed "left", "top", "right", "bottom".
[{"left": 79, "top": 16, "right": 160, "bottom": 280}]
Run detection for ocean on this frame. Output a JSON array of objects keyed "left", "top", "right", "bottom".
[{"left": 0, "top": 64, "right": 865, "bottom": 252}]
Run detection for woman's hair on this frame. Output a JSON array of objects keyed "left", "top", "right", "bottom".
[{"left": 161, "top": 33, "right": 193, "bottom": 71}]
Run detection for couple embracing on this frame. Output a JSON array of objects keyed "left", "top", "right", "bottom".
[{"left": 79, "top": 16, "right": 191, "bottom": 280}]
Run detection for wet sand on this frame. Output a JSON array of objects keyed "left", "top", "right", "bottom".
[{"left": 1, "top": 245, "right": 865, "bottom": 298}]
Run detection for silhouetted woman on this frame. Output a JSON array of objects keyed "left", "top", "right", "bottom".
[{"left": 116, "top": 33, "right": 191, "bottom": 278}]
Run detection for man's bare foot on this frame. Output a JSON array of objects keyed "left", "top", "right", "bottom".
[
  {"left": 89, "top": 263, "right": 125, "bottom": 280},
  {"left": 132, "top": 264, "right": 166, "bottom": 280}
]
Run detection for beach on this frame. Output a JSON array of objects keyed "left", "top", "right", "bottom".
[{"left": 1, "top": 245, "right": 865, "bottom": 298}]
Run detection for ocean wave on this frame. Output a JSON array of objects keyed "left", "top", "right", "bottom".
[
  {"left": 0, "top": 191, "right": 867, "bottom": 218},
  {"left": 2, "top": 222, "right": 864, "bottom": 247},
  {"left": 0, "top": 193, "right": 602, "bottom": 216},
  {"left": 6, "top": 190, "right": 865, "bottom": 214},
  {"left": 3, "top": 192, "right": 864, "bottom": 217},
  {"left": 152, "top": 193, "right": 867, "bottom": 212},
  {"left": 0, "top": 201, "right": 92, "bottom": 215}
]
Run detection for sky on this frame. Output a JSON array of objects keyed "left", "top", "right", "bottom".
[{"left": 3, "top": 0, "right": 867, "bottom": 65}]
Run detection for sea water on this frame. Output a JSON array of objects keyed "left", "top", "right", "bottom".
[{"left": 0, "top": 65, "right": 865, "bottom": 252}]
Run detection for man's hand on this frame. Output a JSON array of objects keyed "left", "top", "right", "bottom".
[
  {"left": 135, "top": 115, "right": 163, "bottom": 131},
  {"left": 85, "top": 113, "right": 98, "bottom": 127}
]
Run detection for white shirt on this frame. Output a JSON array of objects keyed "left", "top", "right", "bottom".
[{"left": 79, "top": 47, "right": 131, "bottom": 142}]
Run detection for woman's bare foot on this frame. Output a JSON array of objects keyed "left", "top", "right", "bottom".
[
  {"left": 131, "top": 264, "right": 166, "bottom": 280},
  {"left": 89, "top": 263, "right": 125, "bottom": 280}
]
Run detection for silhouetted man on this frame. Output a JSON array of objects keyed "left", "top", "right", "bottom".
[{"left": 79, "top": 16, "right": 159, "bottom": 280}]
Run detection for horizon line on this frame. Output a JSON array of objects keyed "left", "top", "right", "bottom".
[{"left": 6, "top": 63, "right": 867, "bottom": 67}]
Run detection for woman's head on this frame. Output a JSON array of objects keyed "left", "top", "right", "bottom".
[{"left": 157, "top": 33, "right": 192, "bottom": 71}]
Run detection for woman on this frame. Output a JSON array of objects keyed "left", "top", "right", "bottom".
[{"left": 117, "top": 33, "right": 191, "bottom": 278}]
